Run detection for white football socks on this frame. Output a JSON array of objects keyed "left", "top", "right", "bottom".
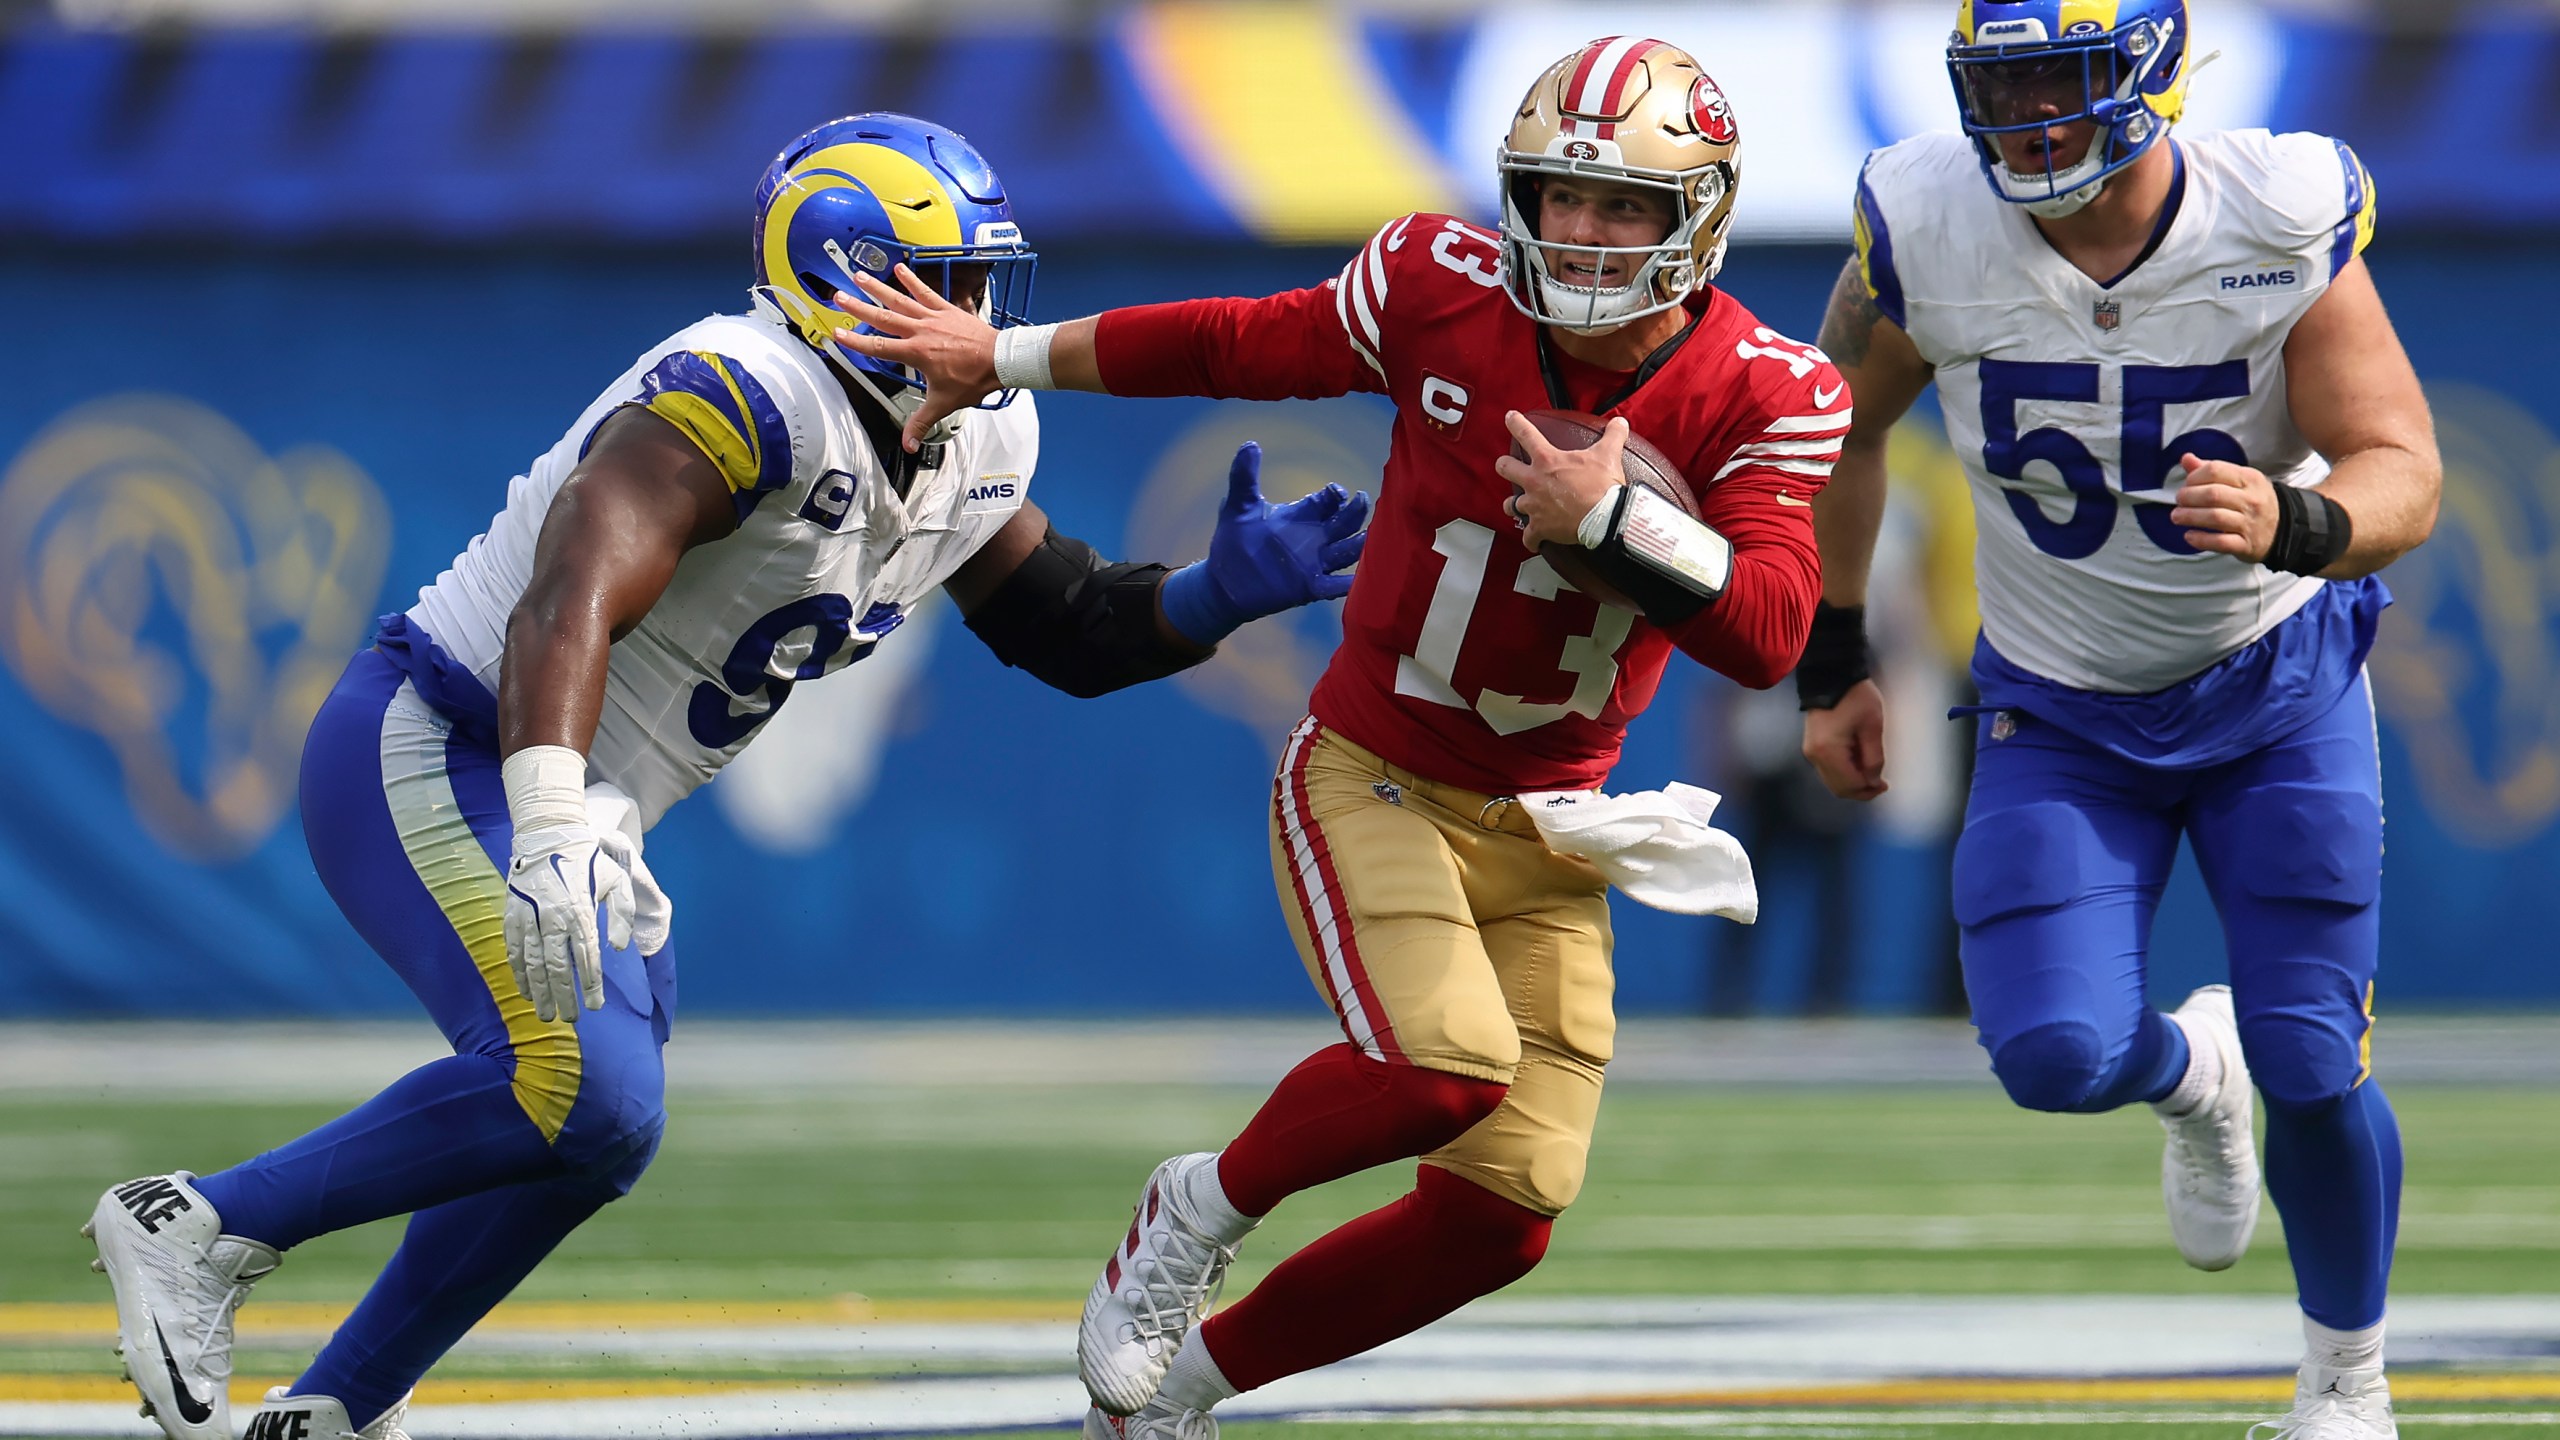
[
  {"left": 2306, "top": 1315, "right": 2385, "bottom": 1373},
  {"left": 2153, "top": 1011, "right": 2226, "bottom": 1118},
  {"left": 1181, "top": 1154, "right": 1257, "bottom": 1245},
  {"left": 1157, "top": 1331, "right": 1239, "bottom": 1413}
]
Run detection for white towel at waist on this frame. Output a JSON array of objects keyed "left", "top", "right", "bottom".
[{"left": 1518, "top": 782, "right": 1758, "bottom": 923}]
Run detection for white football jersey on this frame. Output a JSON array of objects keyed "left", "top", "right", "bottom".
[
  {"left": 409, "top": 307, "right": 1034, "bottom": 825},
  {"left": 1855, "top": 128, "right": 2377, "bottom": 693}
]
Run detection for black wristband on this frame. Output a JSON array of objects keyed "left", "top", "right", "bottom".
[
  {"left": 2262, "top": 484, "right": 2353, "bottom": 576},
  {"left": 1794, "top": 601, "right": 1874, "bottom": 711}
]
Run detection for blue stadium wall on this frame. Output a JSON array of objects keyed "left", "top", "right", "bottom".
[{"left": 3, "top": 238, "right": 2556, "bottom": 1018}]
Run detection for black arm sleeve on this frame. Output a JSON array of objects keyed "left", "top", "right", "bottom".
[{"left": 961, "top": 525, "right": 1209, "bottom": 698}]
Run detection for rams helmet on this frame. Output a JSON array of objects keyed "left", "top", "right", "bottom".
[
  {"left": 753, "top": 113, "right": 1038, "bottom": 440},
  {"left": 1946, "top": 0, "right": 2191, "bottom": 217},
  {"left": 1497, "top": 36, "right": 1743, "bottom": 334}
]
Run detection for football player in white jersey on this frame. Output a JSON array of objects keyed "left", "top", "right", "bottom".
[
  {"left": 1798, "top": 3, "right": 2438, "bottom": 1435},
  {"left": 82, "top": 113, "right": 1369, "bottom": 1440}
]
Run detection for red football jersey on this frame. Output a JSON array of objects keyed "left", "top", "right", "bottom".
[{"left": 1096, "top": 212, "right": 1839, "bottom": 795}]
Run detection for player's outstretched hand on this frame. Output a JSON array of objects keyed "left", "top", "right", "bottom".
[
  {"left": 829, "top": 265, "right": 1000, "bottom": 452},
  {"left": 2169, "top": 454, "right": 2281, "bottom": 561},
  {"left": 502, "top": 825, "right": 633, "bottom": 1022},
  {"left": 1497, "top": 411, "right": 1629, "bottom": 551},
  {"left": 1802, "top": 678, "right": 1890, "bottom": 802},
  {"left": 1157, "top": 443, "right": 1372, "bottom": 646}
]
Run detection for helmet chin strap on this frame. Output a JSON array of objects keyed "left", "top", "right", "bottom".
[{"left": 2021, "top": 175, "right": 2106, "bottom": 218}]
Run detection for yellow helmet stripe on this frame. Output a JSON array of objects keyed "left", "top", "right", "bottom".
[
  {"left": 792, "top": 142, "right": 966, "bottom": 250},
  {"left": 1126, "top": 1, "right": 1455, "bottom": 244},
  {"left": 760, "top": 142, "right": 967, "bottom": 313}
]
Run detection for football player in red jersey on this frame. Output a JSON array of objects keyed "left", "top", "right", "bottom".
[{"left": 836, "top": 37, "right": 1843, "bottom": 1439}]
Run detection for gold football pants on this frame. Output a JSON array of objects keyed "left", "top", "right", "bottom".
[{"left": 1267, "top": 717, "right": 1615, "bottom": 1216}]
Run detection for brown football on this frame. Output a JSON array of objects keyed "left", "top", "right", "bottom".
[{"left": 1509, "top": 409, "right": 1700, "bottom": 612}]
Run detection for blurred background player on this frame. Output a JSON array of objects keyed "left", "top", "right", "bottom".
[
  {"left": 81, "top": 113, "right": 1368, "bottom": 1440},
  {"left": 1797, "top": 1, "right": 2438, "bottom": 1434},
  {"left": 833, "top": 36, "right": 1840, "bottom": 1438}
]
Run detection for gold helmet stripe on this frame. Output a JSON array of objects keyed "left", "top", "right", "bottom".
[{"left": 1127, "top": 2, "right": 1454, "bottom": 243}]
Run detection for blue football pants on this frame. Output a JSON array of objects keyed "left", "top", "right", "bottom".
[
  {"left": 191, "top": 648, "right": 674, "bottom": 1425},
  {"left": 1953, "top": 673, "right": 2400, "bottom": 1331}
]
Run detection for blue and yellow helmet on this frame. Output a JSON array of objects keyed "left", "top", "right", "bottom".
[
  {"left": 752, "top": 113, "right": 1037, "bottom": 433},
  {"left": 1946, "top": 0, "right": 2190, "bottom": 215}
]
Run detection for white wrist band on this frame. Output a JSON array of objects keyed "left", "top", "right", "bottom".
[
  {"left": 992, "top": 322, "right": 1061, "bottom": 391},
  {"left": 1576, "top": 486, "right": 1628, "bottom": 550},
  {"left": 502, "top": 745, "right": 591, "bottom": 835}
]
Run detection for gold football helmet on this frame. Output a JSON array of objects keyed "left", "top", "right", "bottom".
[{"left": 1498, "top": 36, "right": 1742, "bottom": 333}]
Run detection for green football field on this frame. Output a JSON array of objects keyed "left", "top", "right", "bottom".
[{"left": 6, "top": 1081, "right": 2557, "bottom": 1438}]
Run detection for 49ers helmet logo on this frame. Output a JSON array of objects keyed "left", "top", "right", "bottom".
[{"left": 1690, "top": 74, "right": 1738, "bottom": 145}]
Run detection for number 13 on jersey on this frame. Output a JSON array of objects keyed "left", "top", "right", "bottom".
[{"left": 1393, "top": 519, "right": 1634, "bottom": 736}]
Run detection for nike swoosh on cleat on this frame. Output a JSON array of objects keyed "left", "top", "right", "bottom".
[
  {"left": 149, "top": 1318, "right": 214, "bottom": 1426},
  {"left": 1813, "top": 382, "right": 1845, "bottom": 407}
]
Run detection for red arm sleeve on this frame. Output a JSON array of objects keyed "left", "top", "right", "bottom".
[
  {"left": 1093, "top": 286, "right": 1385, "bottom": 402},
  {"left": 1662, "top": 465, "right": 1824, "bottom": 689}
]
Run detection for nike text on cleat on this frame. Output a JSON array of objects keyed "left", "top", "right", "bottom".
[
  {"left": 245, "top": 1387, "right": 415, "bottom": 1440},
  {"left": 1084, "top": 1398, "right": 1219, "bottom": 1440},
  {"left": 2157, "top": 985, "right": 2262, "bottom": 1271},
  {"left": 2248, "top": 1364, "right": 2396, "bottom": 1439},
  {"left": 1079, "top": 1153, "right": 1253, "bottom": 1416},
  {"left": 88, "top": 1172, "right": 279, "bottom": 1440}
]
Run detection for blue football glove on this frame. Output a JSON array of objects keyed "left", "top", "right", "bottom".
[{"left": 1158, "top": 442, "right": 1371, "bottom": 646}]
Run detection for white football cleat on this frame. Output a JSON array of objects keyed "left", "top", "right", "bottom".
[
  {"left": 2247, "top": 1364, "right": 2396, "bottom": 1439},
  {"left": 2159, "top": 985, "right": 2262, "bottom": 1271},
  {"left": 1084, "top": 1397, "right": 1219, "bottom": 1440},
  {"left": 1079, "top": 1153, "right": 1253, "bottom": 1416},
  {"left": 244, "top": 1387, "right": 414, "bottom": 1440},
  {"left": 86, "top": 1172, "right": 278, "bottom": 1440}
]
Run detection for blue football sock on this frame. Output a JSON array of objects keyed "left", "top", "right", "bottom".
[
  {"left": 293, "top": 1161, "right": 642, "bottom": 1431},
  {"left": 192, "top": 1054, "right": 558, "bottom": 1252},
  {"left": 2122, "top": 1004, "right": 2192, "bottom": 1109},
  {"left": 2263, "top": 1080, "right": 2402, "bottom": 1331},
  {"left": 2061, "top": 1005, "right": 2189, "bottom": 1114}
]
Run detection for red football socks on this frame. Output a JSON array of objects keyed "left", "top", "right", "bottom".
[
  {"left": 1215, "top": 1044, "right": 1507, "bottom": 1218},
  {"left": 1197, "top": 1163, "right": 1553, "bottom": 1393}
]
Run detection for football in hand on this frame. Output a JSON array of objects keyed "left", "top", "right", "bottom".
[{"left": 1508, "top": 409, "right": 1700, "bottom": 612}]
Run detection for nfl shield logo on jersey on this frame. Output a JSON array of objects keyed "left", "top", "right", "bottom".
[{"left": 2092, "top": 298, "right": 2123, "bottom": 331}]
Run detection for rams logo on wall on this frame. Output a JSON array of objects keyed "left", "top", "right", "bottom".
[
  {"left": 1125, "top": 400, "right": 1394, "bottom": 750},
  {"left": 2369, "top": 382, "right": 2560, "bottom": 848},
  {"left": 0, "top": 395, "right": 390, "bottom": 860}
]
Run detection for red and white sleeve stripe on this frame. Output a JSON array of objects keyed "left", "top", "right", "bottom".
[
  {"left": 1330, "top": 220, "right": 1406, "bottom": 383},
  {"left": 1712, "top": 407, "right": 1853, "bottom": 482}
]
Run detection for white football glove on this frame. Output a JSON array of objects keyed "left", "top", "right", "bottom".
[
  {"left": 585, "top": 782, "right": 672, "bottom": 960},
  {"left": 501, "top": 746, "right": 630, "bottom": 1022}
]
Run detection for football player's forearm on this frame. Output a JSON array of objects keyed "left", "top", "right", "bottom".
[
  {"left": 500, "top": 590, "right": 612, "bottom": 757},
  {"left": 2315, "top": 442, "right": 2441, "bottom": 579},
  {"left": 1813, "top": 437, "right": 1890, "bottom": 606},
  {"left": 1664, "top": 490, "right": 1823, "bottom": 689},
  {"left": 1092, "top": 294, "right": 1363, "bottom": 401}
]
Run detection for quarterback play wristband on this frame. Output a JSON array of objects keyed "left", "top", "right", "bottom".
[
  {"left": 502, "top": 745, "right": 591, "bottom": 834},
  {"left": 992, "top": 322, "right": 1060, "bottom": 391},
  {"left": 1583, "top": 485, "right": 1733, "bottom": 596}
]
